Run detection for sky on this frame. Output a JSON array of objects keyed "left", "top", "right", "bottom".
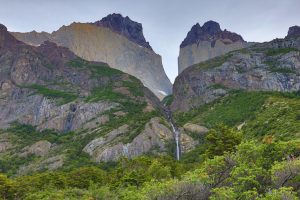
[{"left": 1, "top": 0, "right": 300, "bottom": 82}]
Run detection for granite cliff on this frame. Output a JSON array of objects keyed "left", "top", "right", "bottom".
[
  {"left": 178, "top": 20, "right": 248, "bottom": 74},
  {"left": 12, "top": 14, "right": 172, "bottom": 99},
  {"left": 172, "top": 27, "right": 300, "bottom": 111}
]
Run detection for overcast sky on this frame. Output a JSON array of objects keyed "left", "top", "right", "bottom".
[{"left": 1, "top": 0, "right": 299, "bottom": 82}]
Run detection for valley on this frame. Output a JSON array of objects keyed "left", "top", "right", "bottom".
[{"left": 0, "top": 14, "right": 299, "bottom": 200}]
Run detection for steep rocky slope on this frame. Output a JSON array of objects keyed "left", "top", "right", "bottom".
[
  {"left": 178, "top": 21, "right": 248, "bottom": 74},
  {"left": 0, "top": 24, "right": 197, "bottom": 174},
  {"left": 172, "top": 27, "right": 300, "bottom": 111},
  {"left": 12, "top": 14, "right": 172, "bottom": 99}
]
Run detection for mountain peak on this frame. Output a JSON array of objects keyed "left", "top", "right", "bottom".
[
  {"left": 286, "top": 25, "right": 300, "bottom": 38},
  {"left": 93, "top": 13, "right": 152, "bottom": 50},
  {"left": 0, "top": 24, "right": 7, "bottom": 32},
  {"left": 202, "top": 20, "right": 221, "bottom": 35},
  {"left": 180, "top": 20, "right": 244, "bottom": 48},
  {"left": 0, "top": 23, "right": 22, "bottom": 48}
]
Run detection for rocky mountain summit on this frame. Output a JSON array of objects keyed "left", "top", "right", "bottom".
[
  {"left": 11, "top": 14, "right": 172, "bottom": 99},
  {"left": 172, "top": 27, "right": 300, "bottom": 111},
  {"left": 180, "top": 21, "right": 245, "bottom": 48},
  {"left": 286, "top": 25, "right": 300, "bottom": 38},
  {"left": 93, "top": 13, "right": 152, "bottom": 50},
  {"left": 178, "top": 20, "right": 248, "bottom": 74}
]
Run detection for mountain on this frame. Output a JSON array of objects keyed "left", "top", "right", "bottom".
[
  {"left": 178, "top": 20, "right": 248, "bottom": 74},
  {"left": 11, "top": 14, "right": 172, "bottom": 99},
  {"left": 1, "top": 20, "right": 300, "bottom": 199},
  {"left": 0, "top": 24, "right": 199, "bottom": 175},
  {"left": 172, "top": 27, "right": 300, "bottom": 111}
]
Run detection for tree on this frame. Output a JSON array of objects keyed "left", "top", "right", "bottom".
[
  {"left": 258, "top": 187, "right": 298, "bottom": 200},
  {"left": 66, "top": 167, "right": 107, "bottom": 189},
  {"left": 205, "top": 124, "right": 242, "bottom": 158},
  {"left": 271, "top": 159, "right": 300, "bottom": 189},
  {"left": 0, "top": 173, "right": 16, "bottom": 199},
  {"left": 147, "top": 160, "right": 172, "bottom": 180},
  {"left": 210, "top": 187, "right": 237, "bottom": 200}
]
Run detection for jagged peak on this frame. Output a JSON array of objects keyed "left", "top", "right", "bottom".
[
  {"left": 93, "top": 13, "right": 152, "bottom": 50},
  {"left": 180, "top": 20, "right": 245, "bottom": 48},
  {"left": 286, "top": 25, "right": 300, "bottom": 38},
  {"left": 0, "top": 24, "right": 8, "bottom": 32},
  {"left": 202, "top": 20, "right": 221, "bottom": 35},
  {"left": 0, "top": 23, "right": 23, "bottom": 48}
]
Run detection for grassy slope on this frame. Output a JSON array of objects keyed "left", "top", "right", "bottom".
[{"left": 174, "top": 90, "right": 300, "bottom": 139}]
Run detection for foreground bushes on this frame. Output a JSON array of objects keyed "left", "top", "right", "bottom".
[{"left": 1, "top": 127, "right": 300, "bottom": 199}]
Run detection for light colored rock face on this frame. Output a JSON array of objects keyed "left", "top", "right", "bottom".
[
  {"left": 183, "top": 123, "right": 209, "bottom": 135},
  {"left": 20, "top": 140, "right": 52, "bottom": 157},
  {"left": 83, "top": 117, "right": 174, "bottom": 162},
  {"left": 180, "top": 132, "right": 198, "bottom": 153},
  {"left": 40, "top": 155, "right": 64, "bottom": 170},
  {"left": 12, "top": 23, "right": 172, "bottom": 99},
  {"left": 17, "top": 155, "right": 65, "bottom": 175},
  {"left": 178, "top": 40, "right": 248, "bottom": 74},
  {"left": 0, "top": 92, "right": 116, "bottom": 132}
]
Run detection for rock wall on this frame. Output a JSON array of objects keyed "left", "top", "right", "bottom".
[
  {"left": 178, "top": 21, "right": 248, "bottom": 74},
  {"left": 178, "top": 40, "right": 248, "bottom": 73}
]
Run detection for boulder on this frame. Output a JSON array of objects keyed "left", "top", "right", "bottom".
[
  {"left": 84, "top": 118, "right": 173, "bottom": 162},
  {"left": 183, "top": 123, "right": 209, "bottom": 135}
]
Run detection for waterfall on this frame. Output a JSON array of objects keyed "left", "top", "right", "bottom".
[
  {"left": 170, "top": 121, "right": 180, "bottom": 160},
  {"left": 164, "top": 107, "right": 180, "bottom": 160}
]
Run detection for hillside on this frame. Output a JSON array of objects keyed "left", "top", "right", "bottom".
[
  {"left": 0, "top": 24, "right": 201, "bottom": 177},
  {"left": 173, "top": 33, "right": 300, "bottom": 111}
]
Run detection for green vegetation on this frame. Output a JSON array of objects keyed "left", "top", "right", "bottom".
[
  {"left": 196, "top": 53, "right": 233, "bottom": 70},
  {"left": 244, "top": 96, "right": 300, "bottom": 140},
  {"left": 1, "top": 83, "right": 300, "bottom": 199},
  {"left": 86, "top": 87, "right": 124, "bottom": 102},
  {"left": 162, "top": 95, "right": 173, "bottom": 106},
  {"left": 7, "top": 123, "right": 61, "bottom": 146},
  {"left": 24, "top": 84, "right": 77, "bottom": 104},
  {"left": 233, "top": 48, "right": 251, "bottom": 54},
  {"left": 1, "top": 127, "right": 299, "bottom": 199},
  {"left": 264, "top": 60, "right": 296, "bottom": 74},
  {"left": 174, "top": 91, "right": 300, "bottom": 140},
  {"left": 174, "top": 90, "right": 269, "bottom": 128},
  {"left": 122, "top": 79, "right": 144, "bottom": 97},
  {"left": 265, "top": 47, "right": 299, "bottom": 56},
  {"left": 205, "top": 124, "right": 242, "bottom": 158},
  {"left": 269, "top": 67, "right": 296, "bottom": 74},
  {"left": 68, "top": 58, "right": 122, "bottom": 77},
  {"left": 208, "top": 83, "right": 228, "bottom": 90}
]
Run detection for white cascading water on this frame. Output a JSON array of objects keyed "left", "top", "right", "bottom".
[
  {"left": 170, "top": 122, "right": 180, "bottom": 160},
  {"left": 164, "top": 105, "right": 180, "bottom": 160}
]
